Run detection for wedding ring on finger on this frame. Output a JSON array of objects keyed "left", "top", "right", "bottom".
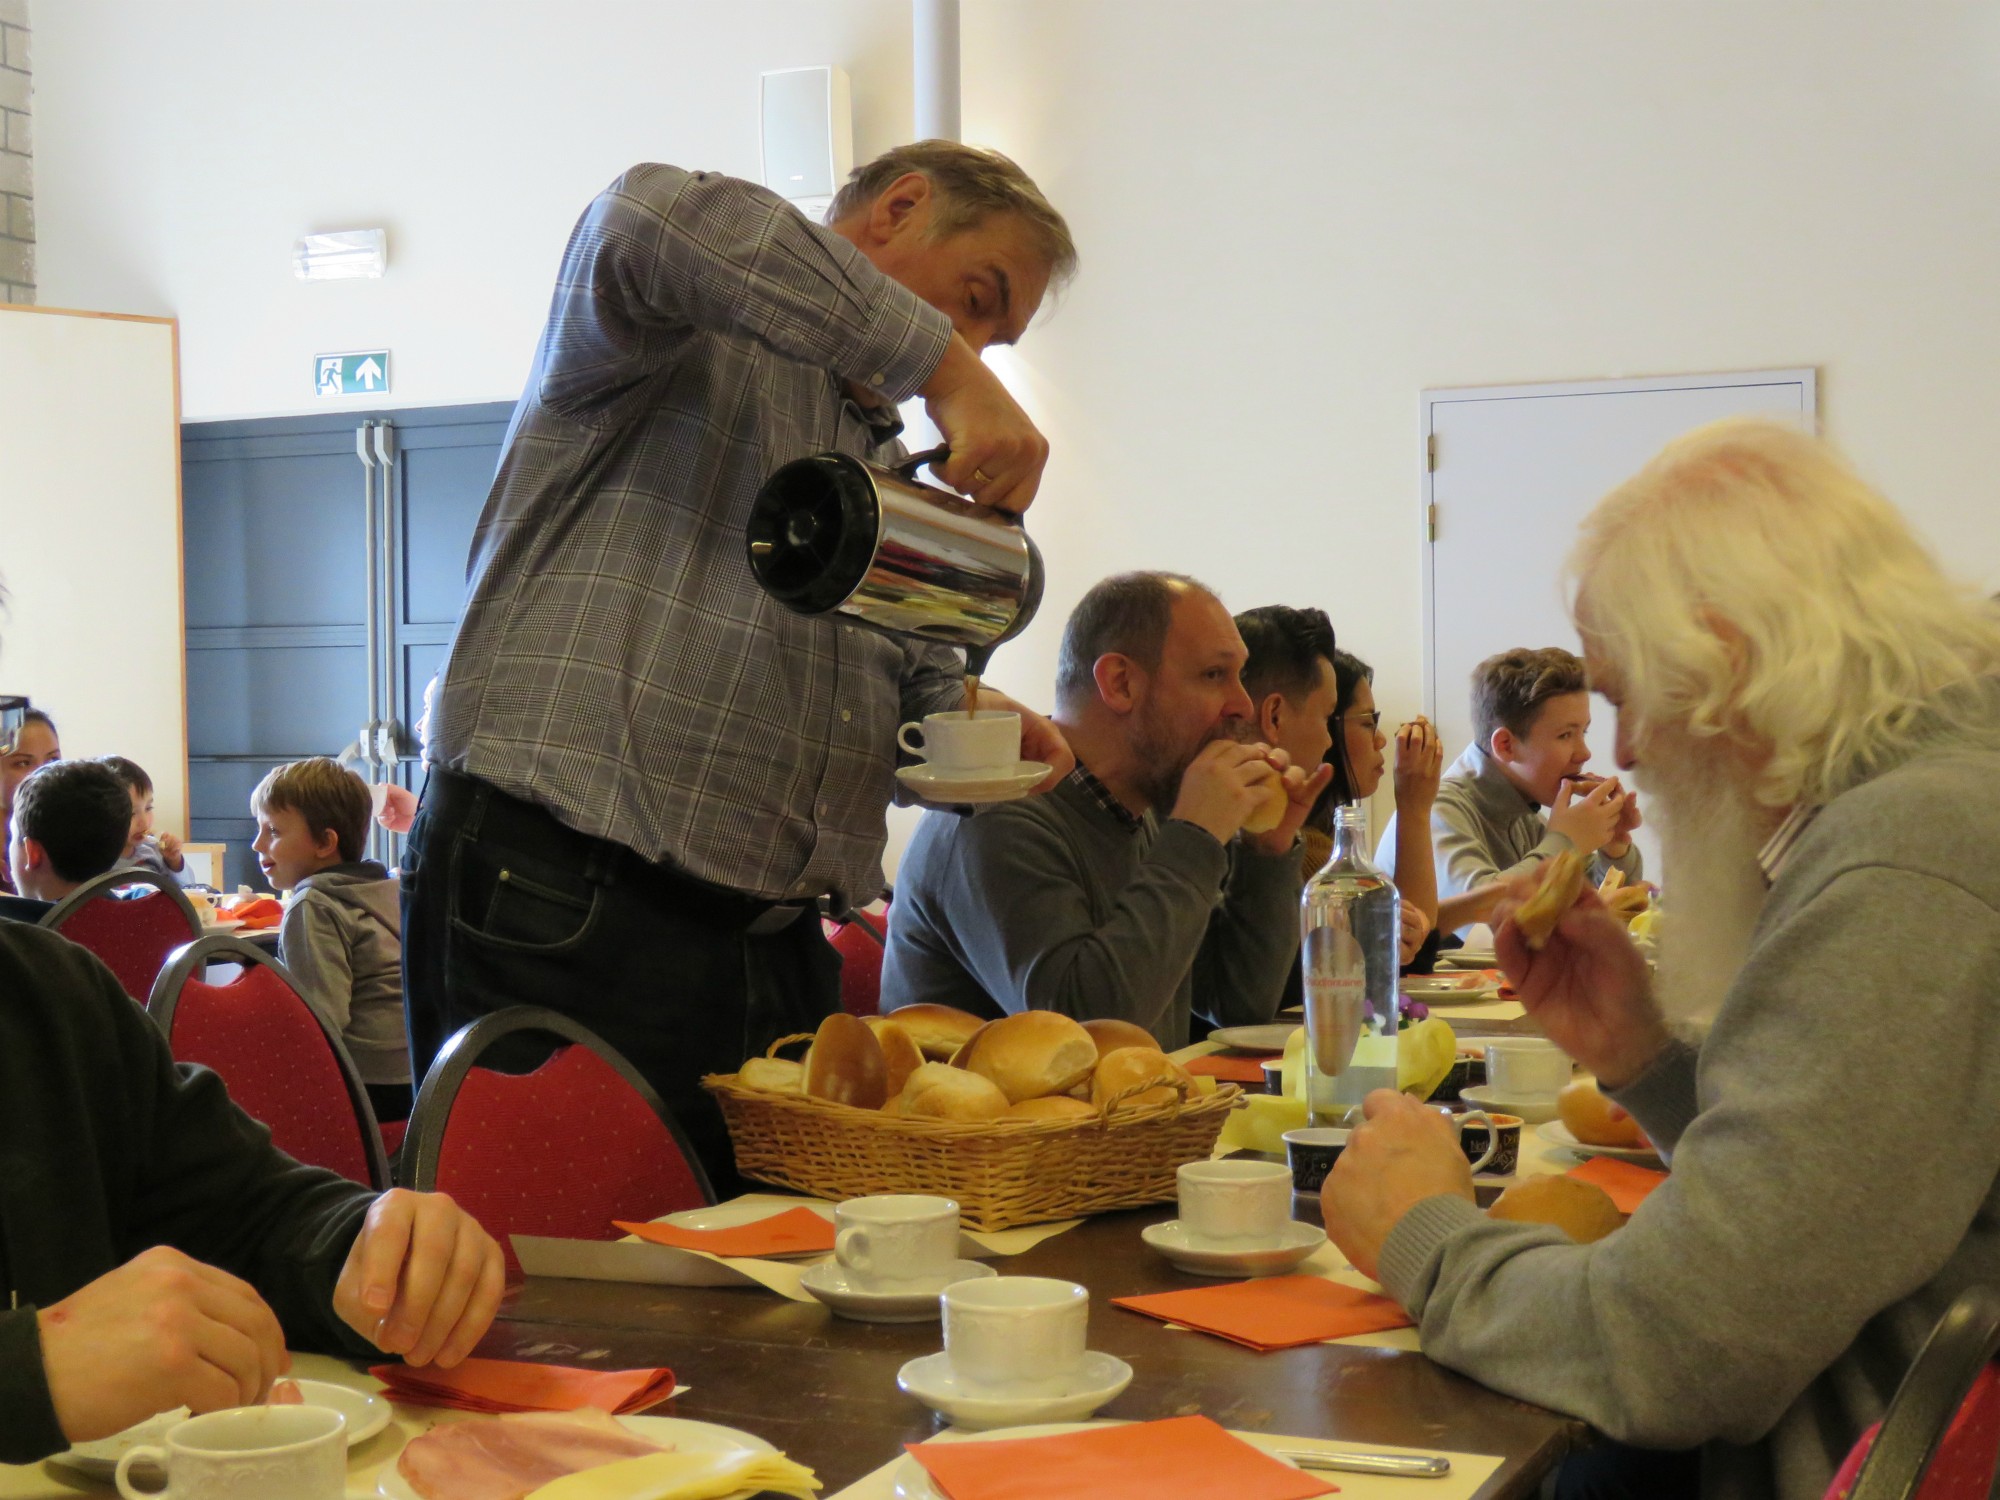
[{"left": 973, "top": 468, "right": 993, "bottom": 484}]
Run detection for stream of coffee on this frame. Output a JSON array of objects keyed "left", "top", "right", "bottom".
[{"left": 964, "top": 675, "right": 981, "bottom": 717}]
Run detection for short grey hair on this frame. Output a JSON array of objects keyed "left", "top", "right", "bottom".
[
  {"left": 826, "top": 139, "right": 1077, "bottom": 289},
  {"left": 1055, "top": 572, "right": 1212, "bottom": 713}
]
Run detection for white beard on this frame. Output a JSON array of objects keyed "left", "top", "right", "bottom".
[{"left": 1638, "top": 740, "right": 1772, "bottom": 1027}]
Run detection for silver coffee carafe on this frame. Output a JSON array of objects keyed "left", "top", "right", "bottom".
[{"left": 745, "top": 446, "right": 1044, "bottom": 677}]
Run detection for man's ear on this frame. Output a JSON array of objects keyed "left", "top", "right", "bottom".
[
  {"left": 1257, "top": 691, "right": 1286, "bottom": 744},
  {"left": 1093, "top": 653, "right": 1144, "bottom": 715},
  {"left": 1489, "top": 725, "right": 1519, "bottom": 765},
  {"left": 20, "top": 835, "right": 44, "bottom": 871},
  {"left": 863, "top": 171, "right": 932, "bottom": 247}
]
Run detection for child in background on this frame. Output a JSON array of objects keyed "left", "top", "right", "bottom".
[
  {"left": 250, "top": 758, "right": 412, "bottom": 1123},
  {"left": 99, "top": 756, "right": 189, "bottom": 881},
  {"left": 7, "top": 759, "right": 131, "bottom": 907}
]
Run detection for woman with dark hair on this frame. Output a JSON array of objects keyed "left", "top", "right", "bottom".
[{"left": 1, "top": 707, "right": 60, "bottom": 897}]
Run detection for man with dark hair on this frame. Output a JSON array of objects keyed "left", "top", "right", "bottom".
[
  {"left": 882, "top": 573, "right": 1331, "bottom": 1046},
  {"left": 8, "top": 760, "right": 132, "bottom": 903},
  {"left": 1235, "top": 605, "right": 1340, "bottom": 777}
]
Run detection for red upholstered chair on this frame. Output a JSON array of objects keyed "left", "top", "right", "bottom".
[
  {"left": 1827, "top": 1285, "right": 2000, "bottom": 1500},
  {"left": 400, "top": 1007, "right": 715, "bottom": 1274},
  {"left": 148, "top": 934, "right": 391, "bottom": 1190},
  {"left": 43, "top": 867, "right": 203, "bottom": 1004},
  {"left": 827, "top": 903, "right": 888, "bottom": 1018}
]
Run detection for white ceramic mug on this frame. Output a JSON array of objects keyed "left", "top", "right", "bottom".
[
  {"left": 941, "top": 1276, "right": 1089, "bottom": 1398},
  {"left": 1176, "top": 1159, "right": 1294, "bottom": 1246},
  {"left": 896, "top": 710, "right": 1021, "bottom": 775},
  {"left": 1483, "top": 1038, "right": 1573, "bottom": 1098},
  {"left": 834, "top": 1193, "right": 961, "bottom": 1290},
  {"left": 115, "top": 1405, "right": 345, "bottom": 1500}
]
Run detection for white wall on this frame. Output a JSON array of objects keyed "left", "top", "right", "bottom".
[{"left": 31, "top": 0, "right": 2000, "bottom": 872}]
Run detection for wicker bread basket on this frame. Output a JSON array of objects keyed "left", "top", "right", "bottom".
[{"left": 702, "top": 1071, "right": 1242, "bottom": 1232}]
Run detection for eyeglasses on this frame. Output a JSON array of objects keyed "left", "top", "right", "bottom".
[{"left": 1341, "top": 710, "right": 1382, "bottom": 733}]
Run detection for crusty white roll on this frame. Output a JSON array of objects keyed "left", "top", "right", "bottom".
[
  {"left": 802, "top": 1012, "right": 888, "bottom": 1110},
  {"left": 737, "top": 1057, "right": 803, "bottom": 1093},
  {"left": 1487, "top": 1175, "right": 1624, "bottom": 1243},
  {"left": 959, "top": 1011, "right": 1099, "bottom": 1104},
  {"left": 1081, "top": 1018, "right": 1160, "bottom": 1058},
  {"left": 881, "top": 1003, "right": 988, "bottom": 1061},
  {"left": 863, "top": 1017, "right": 925, "bottom": 1097},
  {"left": 1008, "top": 1095, "right": 1098, "bottom": 1123},
  {"left": 1557, "top": 1079, "right": 1650, "bottom": 1149},
  {"left": 896, "top": 1061, "right": 1011, "bottom": 1121},
  {"left": 1239, "top": 762, "right": 1289, "bottom": 835},
  {"left": 1091, "top": 1045, "right": 1191, "bottom": 1112}
]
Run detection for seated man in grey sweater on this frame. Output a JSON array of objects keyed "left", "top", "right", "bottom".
[
  {"left": 1321, "top": 418, "right": 2000, "bottom": 1500},
  {"left": 882, "top": 572, "right": 1330, "bottom": 1048}
]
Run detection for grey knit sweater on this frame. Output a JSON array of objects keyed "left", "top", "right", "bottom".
[{"left": 1377, "top": 715, "right": 2000, "bottom": 1500}]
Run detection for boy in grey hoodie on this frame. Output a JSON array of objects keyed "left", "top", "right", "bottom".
[{"left": 251, "top": 758, "right": 411, "bottom": 1122}]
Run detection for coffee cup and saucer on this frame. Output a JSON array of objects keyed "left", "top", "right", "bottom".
[
  {"left": 897, "top": 1277, "right": 1133, "bottom": 1431},
  {"left": 894, "top": 711, "right": 1051, "bottom": 804},
  {"left": 1460, "top": 1039, "right": 1574, "bottom": 1125},
  {"left": 1141, "top": 1160, "right": 1325, "bottom": 1278},
  {"left": 800, "top": 1194, "right": 995, "bottom": 1323}
]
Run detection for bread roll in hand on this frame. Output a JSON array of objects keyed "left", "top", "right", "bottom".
[{"left": 1239, "top": 762, "right": 1289, "bottom": 835}]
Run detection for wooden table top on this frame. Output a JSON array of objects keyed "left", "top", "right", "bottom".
[{"left": 483, "top": 1198, "right": 1586, "bottom": 1499}]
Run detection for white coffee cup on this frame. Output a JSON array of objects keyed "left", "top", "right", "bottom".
[
  {"left": 942, "top": 1276, "right": 1089, "bottom": 1398},
  {"left": 896, "top": 710, "right": 1021, "bottom": 775},
  {"left": 1484, "top": 1038, "right": 1573, "bottom": 1098},
  {"left": 1176, "top": 1159, "right": 1294, "bottom": 1246},
  {"left": 115, "top": 1405, "right": 345, "bottom": 1500},
  {"left": 834, "top": 1193, "right": 961, "bottom": 1290}
]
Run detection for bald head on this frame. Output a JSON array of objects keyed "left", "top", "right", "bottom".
[{"left": 1054, "top": 572, "right": 1216, "bottom": 715}]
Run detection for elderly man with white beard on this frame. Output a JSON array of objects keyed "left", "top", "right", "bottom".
[{"left": 1319, "top": 418, "right": 2000, "bottom": 1500}]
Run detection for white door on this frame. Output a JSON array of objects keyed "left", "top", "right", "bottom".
[{"left": 1423, "top": 369, "right": 1816, "bottom": 877}]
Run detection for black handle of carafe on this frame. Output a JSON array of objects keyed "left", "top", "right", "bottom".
[{"left": 892, "top": 446, "right": 952, "bottom": 481}]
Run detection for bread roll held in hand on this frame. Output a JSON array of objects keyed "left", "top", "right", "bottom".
[
  {"left": 1487, "top": 1175, "right": 1623, "bottom": 1243},
  {"left": 1558, "top": 1078, "right": 1650, "bottom": 1149},
  {"left": 1239, "top": 761, "right": 1289, "bottom": 835},
  {"left": 1091, "top": 1045, "right": 1191, "bottom": 1113},
  {"left": 802, "top": 1012, "right": 888, "bottom": 1110},
  {"left": 1081, "top": 1018, "right": 1160, "bottom": 1057},
  {"left": 881, "top": 1002, "right": 986, "bottom": 1061},
  {"left": 1514, "top": 848, "right": 1588, "bottom": 950},
  {"left": 894, "top": 1062, "right": 1011, "bottom": 1121},
  {"left": 959, "top": 1011, "right": 1098, "bottom": 1103},
  {"left": 737, "top": 1057, "right": 803, "bottom": 1093},
  {"left": 862, "top": 1017, "right": 925, "bottom": 1096}
]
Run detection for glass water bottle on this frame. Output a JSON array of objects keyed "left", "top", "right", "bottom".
[{"left": 1300, "top": 803, "right": 1402, "bottom": 1125}]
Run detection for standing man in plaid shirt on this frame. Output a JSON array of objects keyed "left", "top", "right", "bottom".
[{"left": 405, "top": 144, "right": 1076, "bottom": 1184}]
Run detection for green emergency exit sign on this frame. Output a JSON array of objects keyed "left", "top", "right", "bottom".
[{"left": 315, "top": 350, "right": 391, "bottom": 398}]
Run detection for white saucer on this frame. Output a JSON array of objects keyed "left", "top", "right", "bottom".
[
  {"left": 896, "top": 761, "right": 1052, "bottom": 804},
  {"left": 1438, "top": 948, "right": 1497, "bottom": 969},
  {"left": 55, "top": 1381, "right": 392, "bottom": 1479},
  {"left": 800, "top": 1258, "right": 995, "bottom": 1322},
  {"left": 1460, "top": 1084, "right": 1562, "bottom": 1124},
  {"left": 897, "top": 1350, "right": 1133, "bottom": 1431},
  {"left": 1403, "top": 972, "right": 1500, "bottom": 1000},
  {"left": 1141, "top": 1219, "right": 1325, "bottom": 1278},
  {"left": 1206, "top": 1023, "right": 1298, "bottom": 1053},
  {"left": 1538, "top": 1119, "right": 1665, "bottom": 1168}
]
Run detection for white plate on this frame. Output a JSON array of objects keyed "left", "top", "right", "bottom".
[
  {"left": 801, "top": 1258, "right": 994, "bottom": 1322},
  {"left": 1460, "top": 1084, "right": 1561, "bottom": 1125},
  {"left": 1537, "top": 1120, "right": 1665, "bottom": 1168},
  {"left": 1140, "top": 1219, "right": 1325, "bottom": 1278},
  {"left": 1402, "top": 973, "right": 1500, "bottom": 999},
  {"left": 1437, "top": 949, "right": 1497, "bottom": 970},
  {"left": 1205, "top": 1024, "right": 1298, "bottom": 1053},
  {"left": 54, "top": 1381, "right": 392, "bottom": 1479},
  {"left": 896, "top": 1351, "right": 1133, "bottom": 1433},
  {"left": 889, "top": 1421, "right": 1301, "bottom": 1498},
  {"left": 895, "top": 761, "right": 1052, "bottom": 804},
  {"left": 378, "top": 1415, "right": 775, "bottom": 1500}
]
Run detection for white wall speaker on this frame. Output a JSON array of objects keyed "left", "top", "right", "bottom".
[{"left": 760, "top": 65, "right": 853, "bottom": 221}]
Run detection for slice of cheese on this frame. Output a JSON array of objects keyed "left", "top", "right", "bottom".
[{"left": 526, "top": 1446, "right": 820, "bottom": 1500}]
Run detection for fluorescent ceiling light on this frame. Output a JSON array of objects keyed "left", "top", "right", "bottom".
[{"left": 294, "top": 229, "right": 387, "bottom": 281}]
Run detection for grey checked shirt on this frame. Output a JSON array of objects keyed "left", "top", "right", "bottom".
[{"left": 430, "top": 164, "right": 962, "bottom": 909}]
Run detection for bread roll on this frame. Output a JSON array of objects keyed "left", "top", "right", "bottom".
[
  {"left": 960, "top": 1012, "right": 1098, "bottom": 1103},
  {"left": 1091, "top": 1045, "right": 1191, "bottom": 1113},
  {"left": 1515, "top": 848, "right": 1587, "bottom": 949},
  {"left": 896, "top": 1062, "right": 1011, "bottom": 1121},
  {"left": 1008, "top": 1095, "right": 1098, "bottom": 1123},
  {"left": 1487, "top": 1176, "right": 1624, "bottom": 1243},
  {"left": 863, "top": 1017, "right": 925, "bottom": 1096},
  {"left": 1081, "top": 1018, "right": 1159, "bottom": 1058},
  {"left": 949, "top": 1021, "right": 991, "bottom": 1070},
  {"left": 1239, "top": 763, "right": 1288, "bottom": 835},
  {"left": 1557, "top": 1078, "right": 1650, "bottom": 1149},
  {"left": 737, "top": 1057, "right": 803, "bottom": 1093},
  {"left": 881, "top": 1003, "right": 987, "bottom": 1061},
  {"left": 802, "top": 1012, "right": 888, "bottom": 1110}
]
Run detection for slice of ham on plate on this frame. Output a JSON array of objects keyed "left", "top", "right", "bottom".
[{"left": 384, "top": 1409, "right": 781, "bottom": 1500}]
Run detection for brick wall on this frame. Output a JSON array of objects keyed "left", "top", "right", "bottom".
[{"left": 0, "top": 0, "right": 28, "bottom": 304}]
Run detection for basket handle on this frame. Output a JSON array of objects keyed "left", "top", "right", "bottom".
[
  {"left": 1098, "top": 1074, "right": 1192, "bottom": 1120},
  {"left": 766, "top": 1032, "right": 815, "bottom": 1060}
]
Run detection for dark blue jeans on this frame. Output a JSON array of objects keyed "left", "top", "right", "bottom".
[{"left": 400, "top": 769, "right": 840, "bottom": 1193}]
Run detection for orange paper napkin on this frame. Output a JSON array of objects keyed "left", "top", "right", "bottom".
[
  {"left": 1114, "top": 1275, "right": 1412, "bottom": 1351},
  {"left": 612, "top": 1206, "right": 835, "bottom": 1258},
  {"left": 219, "top": 894, "right": 284, "bottom": 930},
  {"left": 1184, "top": 1054, "right": 1269, "bottom": 1083},
  {"left": 368, "top": 1357, "right": 677, "bottom": 1414},
  {"left": 906, "top": 1415, "right": 1335, "bottom": 1500},
  {"left": 1566, "top": 1156, "right": 1668, "bottom": 1214}
]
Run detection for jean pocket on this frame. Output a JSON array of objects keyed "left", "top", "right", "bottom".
[{"left": 447, "top": 834, "right": 602, "bottom": 955}]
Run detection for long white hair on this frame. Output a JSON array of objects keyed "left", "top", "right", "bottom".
[{"left": 1568, "top": 418, "right": 2000, "bottom": 811}]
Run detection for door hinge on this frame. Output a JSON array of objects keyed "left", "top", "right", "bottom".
[
  {"left": 1426, "top": 433, "right": 1438, "bottom": 472},
  {"left": 1427, "top": 502, "right": 1438, "bottom": 543}
]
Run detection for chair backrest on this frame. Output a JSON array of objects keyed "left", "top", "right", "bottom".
[
  {"left": 44, "top": 867, "right": 202, "bottom": 1003},
  {"left": 828, "top": 904, "right": 888, "bottom": 1018},
  {"left": 401, "top": 1007, "right": 715, "bottom": 1272},
  {"left": 1829, "top": 1285, "right": 2000, "bottom": 1500},
  {"left": 148, "top": 934, "right": 390, "bottom": 1190}
]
